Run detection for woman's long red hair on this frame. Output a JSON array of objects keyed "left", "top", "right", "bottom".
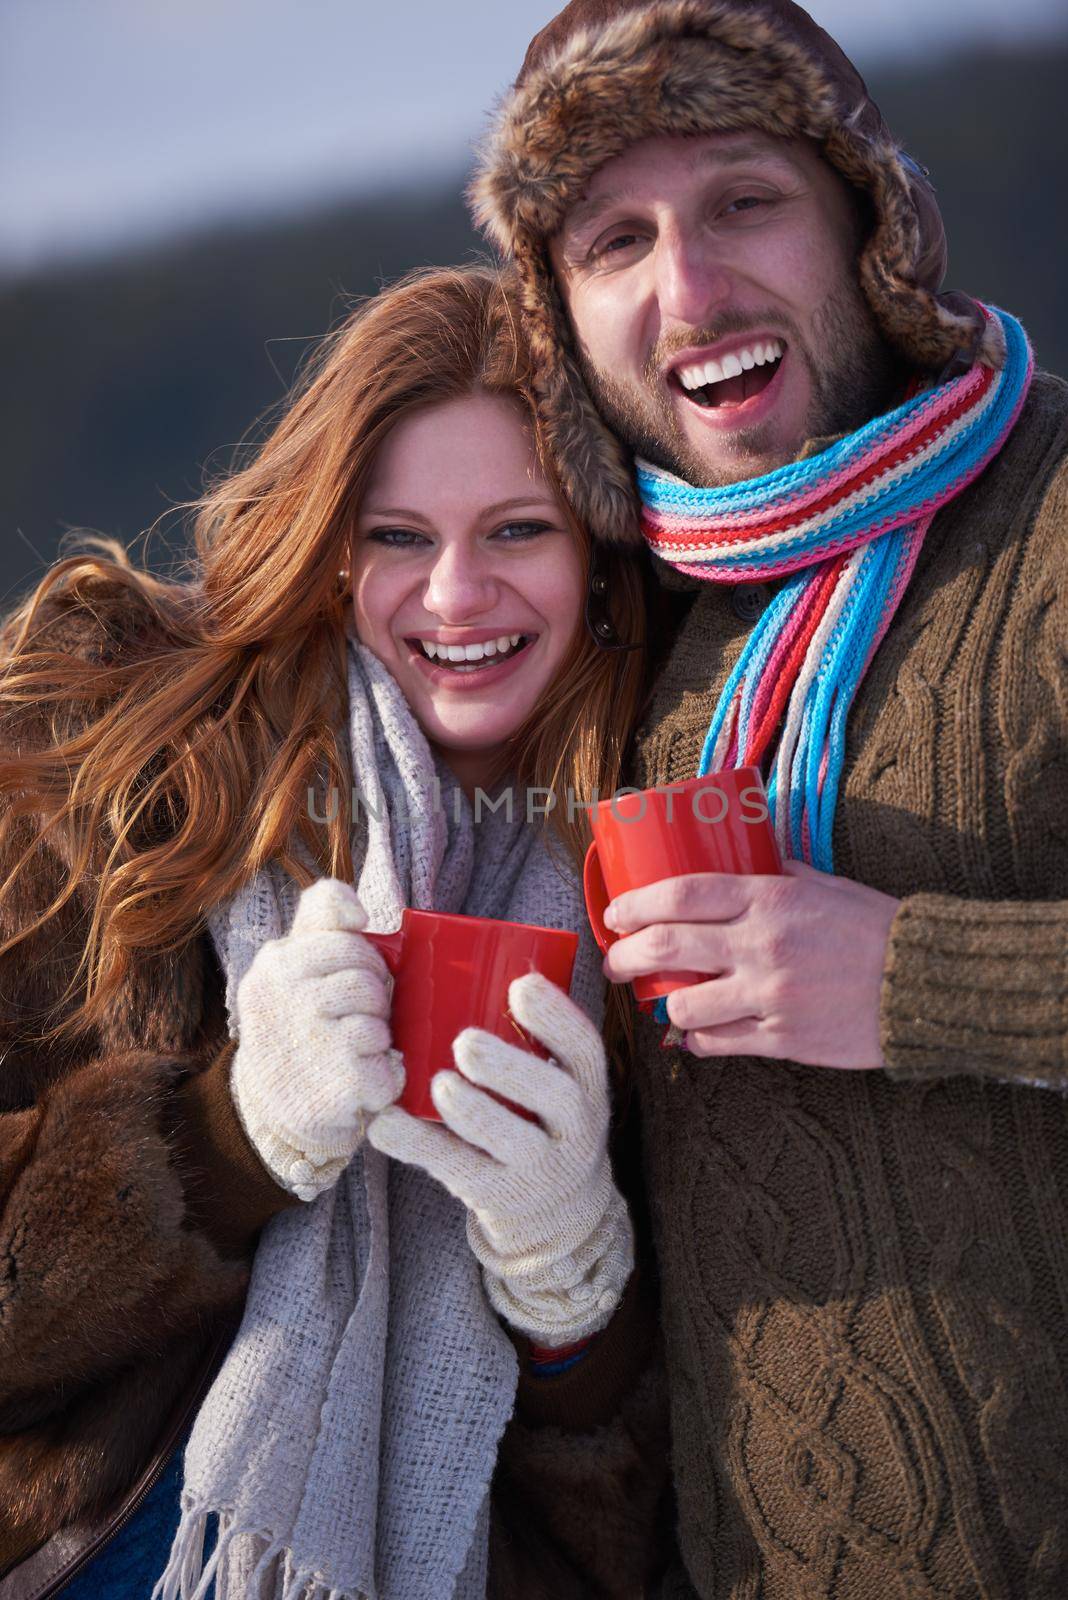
[{"left": 0, "top": 264, "right": 646, "bottom": 1035}]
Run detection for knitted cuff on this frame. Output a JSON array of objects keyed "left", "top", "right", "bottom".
[
  {"left": 881, "top": 893, "right": 1068, "bottom": 1087},
  {"left": 228, "top": 1054, "right": 352, "bottom": 1201},
  {"left": 476, "top": 1186, "right": 635, "bottom": 1345}
]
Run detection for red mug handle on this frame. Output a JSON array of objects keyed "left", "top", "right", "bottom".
[
  {"left": 582, "top": 841, "right": 616, "bottom": 955},
  {"left": 361, "top": 927, "right": 404, "bottom": 975}
]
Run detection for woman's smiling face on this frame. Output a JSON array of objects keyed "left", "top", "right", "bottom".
[{"left": 351, "top": 392, "right": 584, "bottom": 784}]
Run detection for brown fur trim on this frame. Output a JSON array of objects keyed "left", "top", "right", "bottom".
[
  {"left": 471, "top": 0, "right": 838, "bottom": 252},
  {"left": 0, "top": 1332, "right": 211, "bottom": 1557},
  {"left": 470, "top": 0, "right": 995, "bottom": 541},
  {"left": 517, "top": 249, "right": 641, "bottom": 542},
  {"left": 0, "top": 1048, "right": 245, "bottom": 1418},
  {"left": 823, "top": 126, "right": 987, "bottom": 370}
]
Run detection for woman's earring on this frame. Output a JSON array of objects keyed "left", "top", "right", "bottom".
[{"left": 584, "top": 551, "right": 640, "bottom": 652}]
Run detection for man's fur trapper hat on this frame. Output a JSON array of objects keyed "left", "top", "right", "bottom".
[{"left": 470, "top": 0, "right": 1002, "bottom": 543}]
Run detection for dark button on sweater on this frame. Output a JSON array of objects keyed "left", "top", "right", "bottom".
[{"left": 731, "top": 582, "right": 769, "bottom": 622}]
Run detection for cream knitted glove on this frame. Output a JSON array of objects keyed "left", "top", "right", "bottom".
[
  {"left": 367, "top": 971, "right": 633, "bottom": 1346},
  {"left": 231, "top": 878, "right": 403, "bottom": 1201}
]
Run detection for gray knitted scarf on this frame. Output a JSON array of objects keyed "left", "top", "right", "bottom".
[{"left": 154, "top": 640, "right": 603, "bottom": 1600}]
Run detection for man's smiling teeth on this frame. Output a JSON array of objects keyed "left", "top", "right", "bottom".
[
  {"left": 676, "top": 339, "right": 784, "bottom": 391},
  {"left": 417, "top": 634, "right": 524, "bottom": 664}
]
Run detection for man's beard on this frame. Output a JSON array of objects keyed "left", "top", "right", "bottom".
[{"left": 577, "top": 280, "right": 901, "bottom": 488}]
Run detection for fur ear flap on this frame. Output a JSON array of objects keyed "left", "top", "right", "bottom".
[
  {"left": 825, "top": 126, "right": 989, "bottom": 371},
  {"left": 516, "top": 245, "right": 641, "bottom": 544}
]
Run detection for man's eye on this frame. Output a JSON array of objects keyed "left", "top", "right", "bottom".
[
  {"left": 590, "top": 230, "right": 642, "bottom": 261},
  {"left": 723, "top": 195, "right": 769, "bottom": 216},
  {"left": 366, "top": 527, "right": 430, "bottom": 548}
]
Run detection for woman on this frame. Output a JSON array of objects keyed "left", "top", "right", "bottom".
[{"left": 0, "top": 266, "right": 665, "bottom": 1600}]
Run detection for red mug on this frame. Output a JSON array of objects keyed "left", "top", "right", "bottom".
[
  {"left": 363, "top": 909, "right": 578, "bottom": 1120},
  {"left": 584, "top": 767, "right": 782, "bottom": 1003}
]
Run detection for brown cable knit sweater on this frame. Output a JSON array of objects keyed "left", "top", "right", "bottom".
[{"left": 627, "top": 370, "right": 1068, "bottom": 1599}]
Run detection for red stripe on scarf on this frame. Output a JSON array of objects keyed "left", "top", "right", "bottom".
[
  {"left": 743, "top": 555, "right": 848, "bottom": 767},
  {"left": 642, "top": 364, "right": 995, "bottom": 556}
]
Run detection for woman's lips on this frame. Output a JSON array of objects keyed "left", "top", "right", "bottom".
[{"left": 404, "top": 635, "right": 537, "bottom": 691}]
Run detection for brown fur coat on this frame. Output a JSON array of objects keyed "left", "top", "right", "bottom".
[{"left": 0, "top": 591, "right": 302, "bottom": 1577}]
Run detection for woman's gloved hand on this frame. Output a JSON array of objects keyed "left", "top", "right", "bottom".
[
  {"left": 231, "top": 878, "right": 403, "bottom": 1200},
  {"left": 367, "top": 971, "right": 633, "bottom": 1345}
]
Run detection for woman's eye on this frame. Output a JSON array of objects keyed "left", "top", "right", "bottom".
[
  {"left": 365, "top": 527, "right": 430, "bottom": 548},
  {"left": 493, "top": 520, "right": 553, "bottom": 542}
]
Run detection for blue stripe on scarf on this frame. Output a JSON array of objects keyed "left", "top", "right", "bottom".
[{"left": 643, "top": 308, "right": 1032, "bottom": 870}]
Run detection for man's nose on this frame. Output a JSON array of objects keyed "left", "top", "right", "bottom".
[
  {"left": 653, "top": 226, "right": 733, "bottom": 329},
  {"left": 422, "top": 542, "right": 499, "bottom": 620}
]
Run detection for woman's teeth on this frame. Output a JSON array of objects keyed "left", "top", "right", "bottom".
[{"left": 415, "top": 634, "right": 527, "bottom": 670}]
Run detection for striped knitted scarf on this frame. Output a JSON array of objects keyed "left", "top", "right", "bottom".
[{"left": 637, "top": 305, "right": 1033, "bottom": 869}]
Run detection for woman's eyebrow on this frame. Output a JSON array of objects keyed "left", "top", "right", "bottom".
[
  {"left": 360, "top": 496, "right": 556, "bottom": 523},
  {"left": 478, "top": 496, "right": 558, "bottom": 517},
  {"left": 360, "top": 506, "right": 433, "bottom": 522}
]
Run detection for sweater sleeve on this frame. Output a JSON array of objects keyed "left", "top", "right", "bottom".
[{"left": 880, "top": 894, "right": 1068, "bottom": 1088}]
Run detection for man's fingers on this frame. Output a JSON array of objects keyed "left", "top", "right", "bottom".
[
  {"left": 291, "top": 878, "right": 368, "bottom": 936},
  {"left": 601, "top": 921, "right": 734, "bottom": 985},
  {"left": 684, "top": 1019, "right": 776, "bottom": 1058},
  {"left": 664, "top": 976, "right": 762, "bottom": 1033},
  {"left": 782, "top": 858, "right": 849, "bottom": 891},
  {"left": 604, "top": 872, "right": 755, "bottom": 934}
]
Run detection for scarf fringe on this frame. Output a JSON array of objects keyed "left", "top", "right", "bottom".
[{"left": 153, "top": 1502, "right": 369, "bottom": 1600}]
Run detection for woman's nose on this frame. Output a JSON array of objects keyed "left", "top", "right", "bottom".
[{"left": 422, "top": 542, "right": 499, "bottom": 620}]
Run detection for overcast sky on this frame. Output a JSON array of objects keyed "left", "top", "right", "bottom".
[{"left": 3, "top": 0, "right": 1065, "bottom": 270}]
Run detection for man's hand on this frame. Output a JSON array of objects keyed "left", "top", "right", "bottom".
[{"left": 602, "top": 861, "right": 901, "bottom": 1069}]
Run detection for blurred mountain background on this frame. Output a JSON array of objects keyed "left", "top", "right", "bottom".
[{"left": 2, "top": 9, "right": 1066, "bottom": 606}]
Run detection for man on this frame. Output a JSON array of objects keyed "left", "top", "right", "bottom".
[{"left": 472, "top": 1, "right": 1068, "bottom": 1594}]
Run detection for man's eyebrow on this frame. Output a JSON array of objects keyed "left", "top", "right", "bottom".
[{"left": 560, "top": 140, "right": 800, "bottom": 239}]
